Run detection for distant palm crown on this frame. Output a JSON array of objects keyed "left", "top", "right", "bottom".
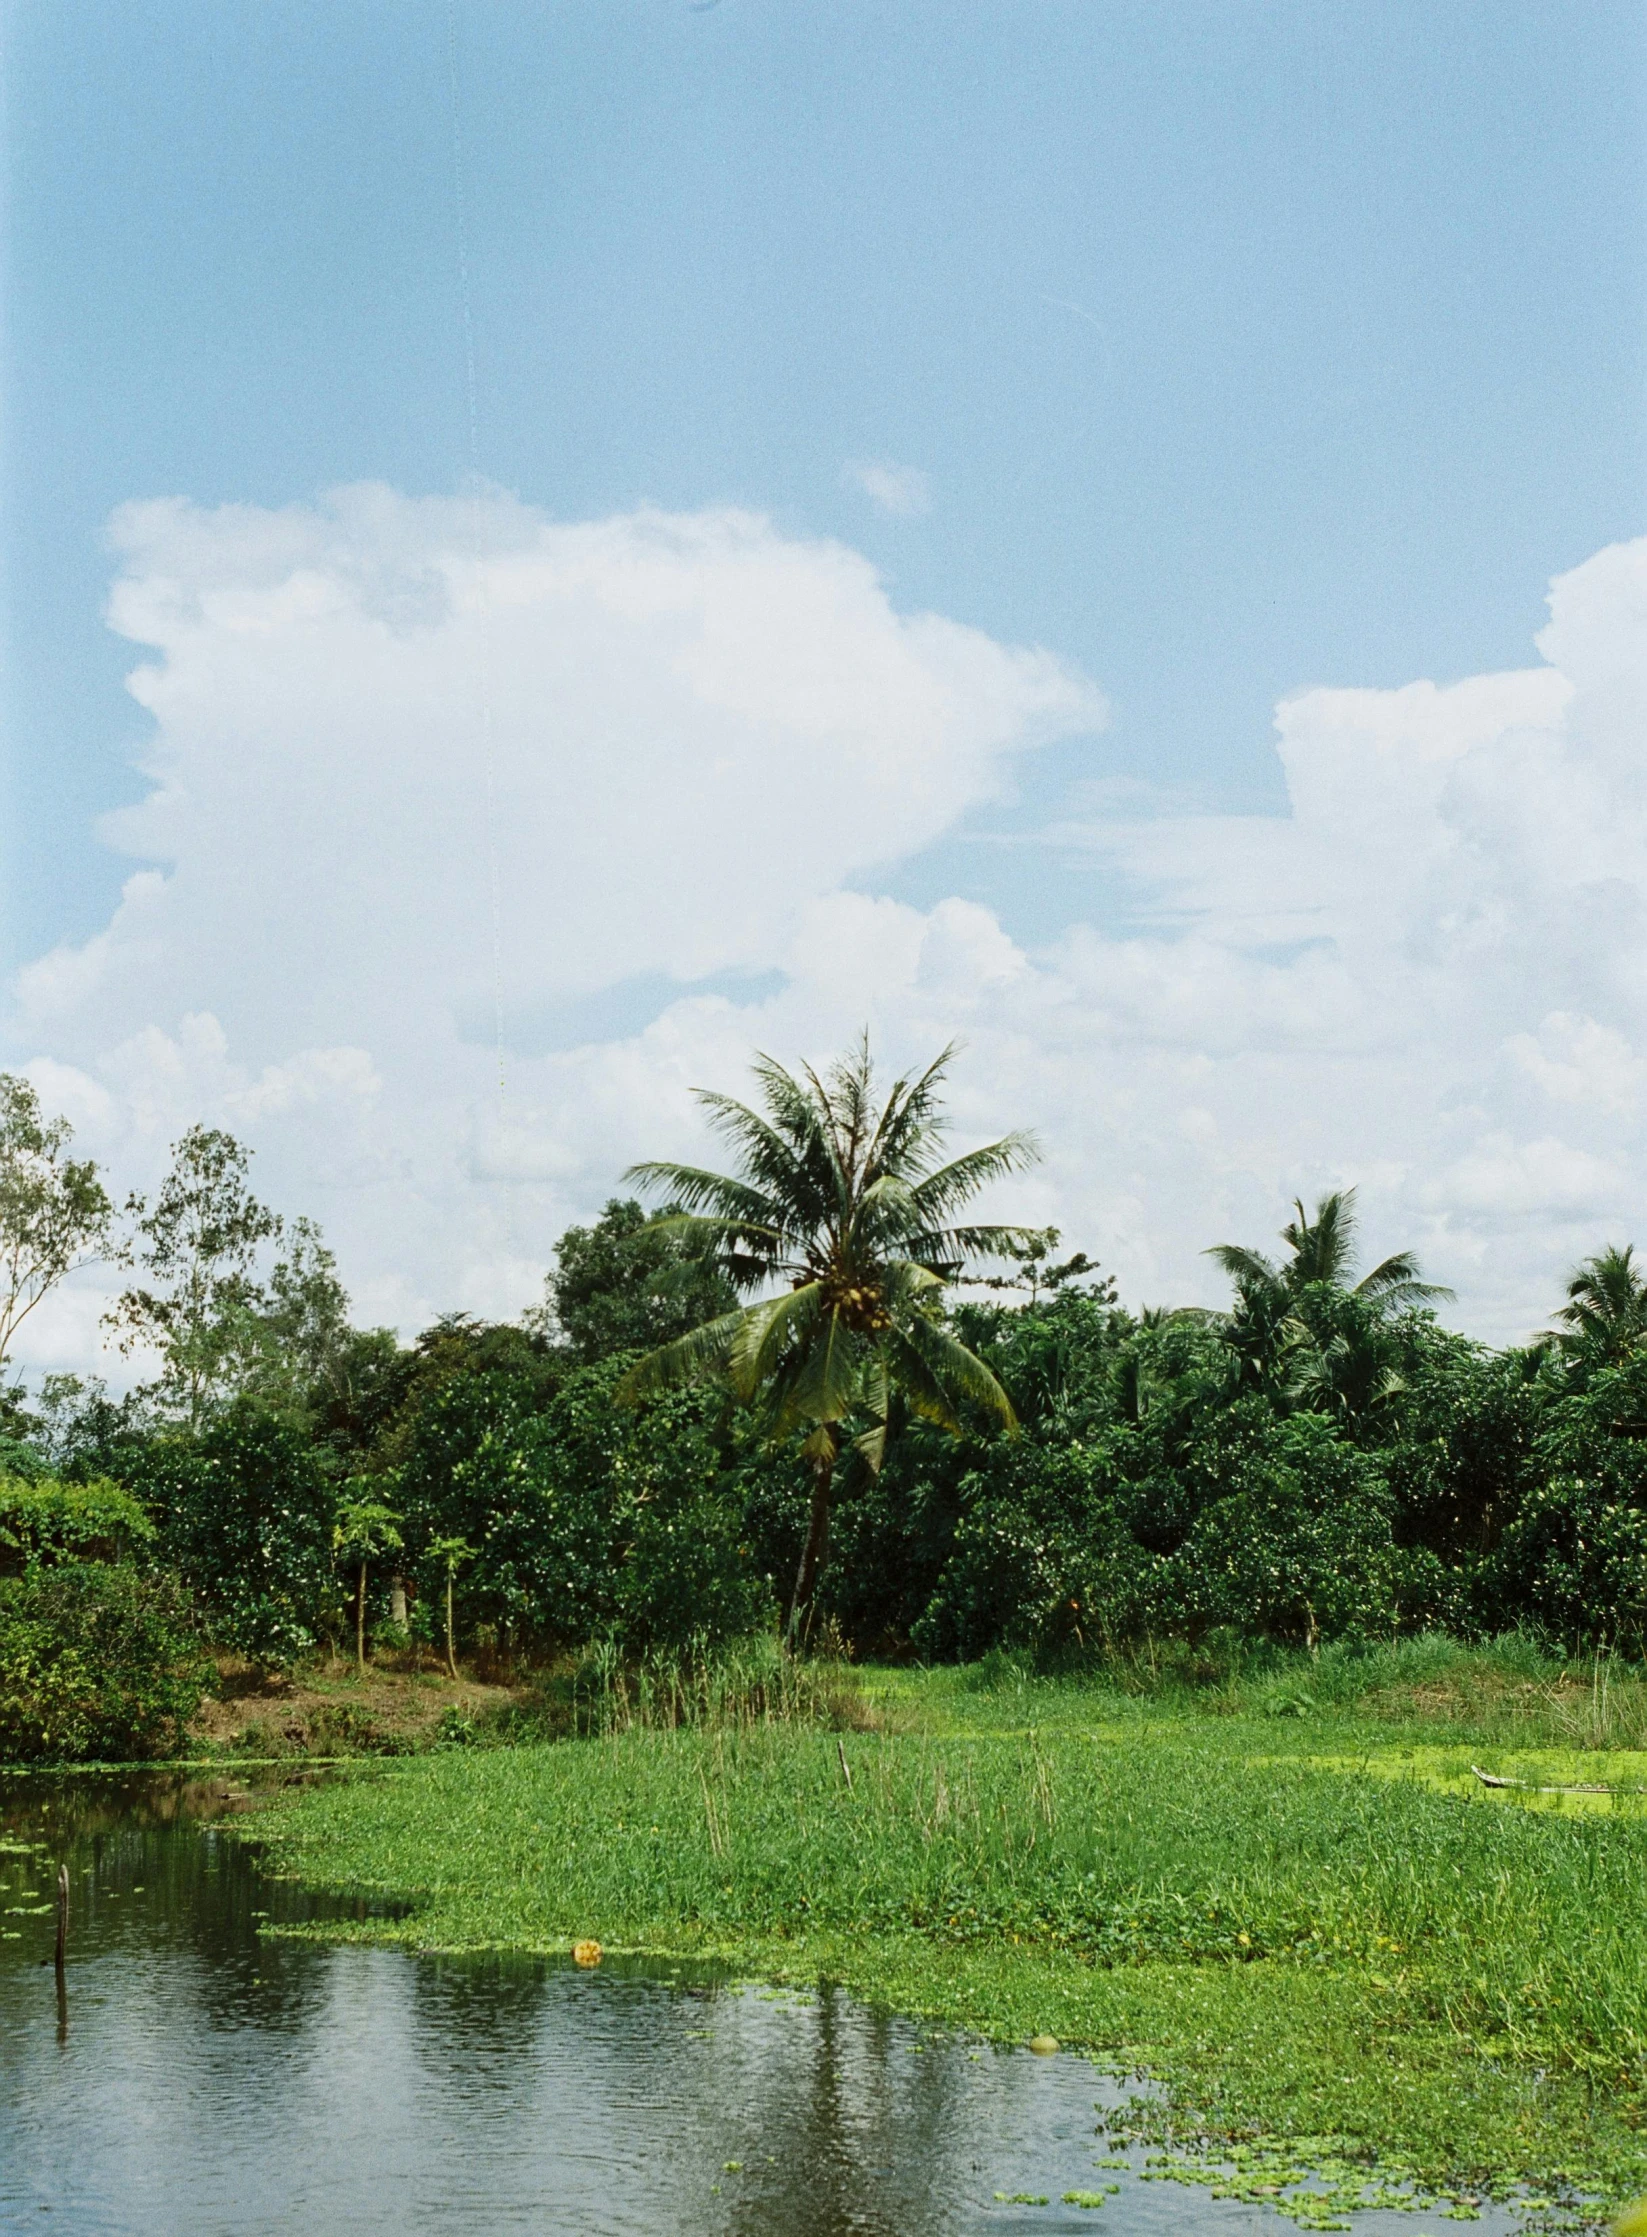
[
  {"left": 1548, "top": 1243, "right": 1647, "bottom": 1367},
  {"left": 1207, "top": 1187, "right": 1448, "bottom": 1317},
  {"left": 617, "top": 1037, "right": 1039, "bottom": 1465},
  {"left": 1203, "top": 1187, "right": 1453, "bottom": 1417}
]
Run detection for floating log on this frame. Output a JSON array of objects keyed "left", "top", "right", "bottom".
[{"left": 1470, "top": 1764, "right": 1617, "bottom": 1796}]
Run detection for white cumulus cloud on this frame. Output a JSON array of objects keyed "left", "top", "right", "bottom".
[
  {"left": 4, "top": 487, "right": 1101, "bottom": 1366},
  {"left": 4, "top": 495, "right": 1644, "bottom": 1374}
]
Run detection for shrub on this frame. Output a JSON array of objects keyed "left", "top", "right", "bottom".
[
  {"left": 614, "top": 1399, "right": 770, "bottom": 1652},
  {"left": 130, "top": 1401, "right": 338, "bottom": 1663},
  {"left": 0, "top": 1436, "right": 47, "bottom": 1483},
  {"left": 0, "top": 1560, "right": 210, "bottom": 1763},
  {"left": 1163, "top": 1413, "right": 1452, "bottom": 1643},
  {"left": 397, "top": 1359, "right": 774, "bottom": 1655},
  {"left": 1474, "top": 1358, "right": 1647, "bottom": 1649},
  {"left": 0, "top": 1472, "right": 155, "bottom": 1574}
]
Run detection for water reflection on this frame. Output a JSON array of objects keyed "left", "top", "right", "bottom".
[{"left": 0, "top": 1776, "right": 1523, "bottom": 2235}]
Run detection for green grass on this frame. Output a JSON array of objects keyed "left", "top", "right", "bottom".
[{"left": 251, "top": 1639, "right": 1647, "bottom": 2221}]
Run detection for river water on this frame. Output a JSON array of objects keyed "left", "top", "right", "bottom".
[{"left": 0, "top": 1773, "right": 1531, "bottom": 2235}]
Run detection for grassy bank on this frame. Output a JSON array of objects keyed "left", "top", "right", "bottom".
[{"left": 251, "top": 1641, "right": 1647, "bottom": 2220}]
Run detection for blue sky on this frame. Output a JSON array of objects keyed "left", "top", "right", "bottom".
[
  {"left": 2, "top": 1, "right": 1644, "bottom": 1360},
  {"left": 5, "top": 0, "right": 1642, "bottom": 969}
]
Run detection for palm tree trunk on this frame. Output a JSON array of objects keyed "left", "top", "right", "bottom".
[
  {"left": 446, "top": 1569, "right": 458, "bottom": 1681},
  {"left": 356, "top": 1558, "right": 366, "bottom": 1675},
  {"left": 787, "top": 1449, "right": 835, "bottom": 1646}
]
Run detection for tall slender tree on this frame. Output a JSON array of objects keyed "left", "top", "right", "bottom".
[
  {"left": 618, "top": 1037, "right": 1039, "bottom": 1638},
  {"left": 0, "top": 1074, "right": 112, "bottom": 1385},
  {"left": 108, "top": 1126, "right": 281, "bottom": 1427}
]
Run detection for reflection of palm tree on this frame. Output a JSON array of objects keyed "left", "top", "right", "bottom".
[
  {"left": 619, "top": 1038, "right": 1036, "bottom": 1637},
  {"left": 717, "top": 1984, "right": 994, "bottom": 2235},
  {"left": 1548, "top": 1243, "right": 1647, "bottom": 1370}
]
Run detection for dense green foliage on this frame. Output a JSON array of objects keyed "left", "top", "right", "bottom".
[
  {"left": 257, "top": 1651, "right": 1647, "bottom": 2206},
  {"left": 127, "top": 1402, "right": 339, "bottom": 1663},
  {"left": 0, "top": 1560, "right": 209, "bottom": 1762},
  {"left": 7, "top": 1066, "right": 1647, "bottom": 1720},
  {"left": 0, "top": 1470, "right": 154, "bottom": 1572},
  {"left": 535, "top": 1196, "right": 736, "bottom": 1364},
  {"left": 12, "top": 1196, "right": 1647, "bottom": 1679}
]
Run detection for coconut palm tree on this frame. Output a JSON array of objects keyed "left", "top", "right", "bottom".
[
  {"left": 1548, "top": 1244, "right": 1647, "bottom": 1370},
  {"left": 1206, "top": 1188, "right": 1451, "bottom": 1407},
  {"left": 617, "top": 1037, "right": 1039, "bottom": 1639},
  {"left": 1208, "top": 1188, "right": 1448, "bottom": 1316}
]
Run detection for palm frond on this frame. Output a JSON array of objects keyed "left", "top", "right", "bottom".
[
  {"left": 881, "top": 1324, "right": 965, "bottom": 1433},
  {"left": 688, "top": 1090, "right": 836, "bottom": 1230},
  {"left": 730, "top": 1281, "right": 823, "bottom": 1394},
  {"left": 880, "top": 1258, "right": 945, "bottom": 1310},
  {"left": 854, "top": 1351, "right": 892, "bottom": 1473},
  {"left": 622, "top": 1209, "right": 793, "bottom": 1292},
  {"left": 630, "top": 1208, "right": 786, "bottom": 1253},
  {"left": 898, "top": 1312, "right": 1018, "bottom": 1433},
  {"left": 1354, "top": 1251, "right": 1453, "bottom": 1310},
  {"left": 1281, "top": 1190, "right": 1359, "bottom": 1288},
  {"left": 1205, "top": 1242, "right": 1281, "bottom": 1292},
  {"left": 769, "top": 1309, "right": 864, "bottom": 1433},
  {"left": 623, "top": 1161, "right": 788, "bottom": 1234},
  {"left": 615, "top": 1308, "right": 746, "bottom": 1403},
  {"left": 862, "top": 1042, "right": 956, "bottom": 1181},
  {"left": 904, "top": 1133, "right": 1041, "bottom": 1223},
  {"left": 907, "top": 1221, "right": 1050, "bottom": 1268}
]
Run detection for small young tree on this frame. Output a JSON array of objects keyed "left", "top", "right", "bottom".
[
  {"left": 0, "top": 1073, "right": 112, "bottom": 1387},
  {"left": 333, "top": 1491, "right": 403, "bottom": 1675},
  {"left": 426, "top": 1535, "right": 474, "bottom": 1680},
  {"left": 108, "top": 1126, "right": 280, "bottom": 1427}
]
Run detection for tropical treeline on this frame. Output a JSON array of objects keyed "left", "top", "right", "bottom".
[{"left": 3, "top": 1046, "right": 1647, "bottom": 1757}]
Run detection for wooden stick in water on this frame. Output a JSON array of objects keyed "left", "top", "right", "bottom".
[
  {"left": 1470, "top": 1763, "right": 1618, "bottom": 1795},
  {"left": 54, "top": 1863, "right": 68, "bottom": 1981}
]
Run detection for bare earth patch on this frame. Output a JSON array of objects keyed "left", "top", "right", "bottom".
[{"left": 193, "top": 1654, "right": 519, "bottom": 1758}]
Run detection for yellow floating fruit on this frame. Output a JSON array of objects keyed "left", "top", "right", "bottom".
[
  {"left": 572, "top": 1938, "right": 603, "bottom": 1968},
  {"left": 1615, "top": 2204, "right": 1647, "bottom": 2237},
  {"left": 1028, "top": 2034, "right": 1060, "bottom": 2055}
]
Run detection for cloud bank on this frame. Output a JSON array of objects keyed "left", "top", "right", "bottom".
[{"left": 6, "top": 488, "right": 1644, "bottom": 1370}]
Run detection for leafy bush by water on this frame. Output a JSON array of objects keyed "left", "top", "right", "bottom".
[
  {"left": 0, "top": 1559, "right": 211, "bottom": 1762},
  {"left": 129, "top": 1403, "right": 338, "bottom": 1664}
]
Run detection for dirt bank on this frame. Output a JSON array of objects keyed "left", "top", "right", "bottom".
[{"left": 193, "top": 1654, "right": 520, "bottom": 1757}]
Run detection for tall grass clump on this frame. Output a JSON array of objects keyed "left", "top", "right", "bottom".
[{"left": 568, "top": 1631, "right": 876, "bottom": 1737}]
